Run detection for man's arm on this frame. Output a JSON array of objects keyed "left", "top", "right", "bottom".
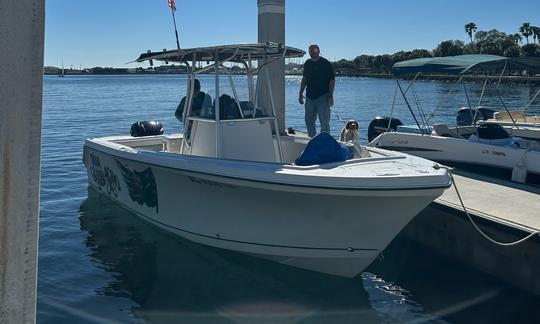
[
  {"left": 328, "top": 79, "right": 335, "bottom": 108},
  {"left": 299, "top": 76, "right": 306, "bottom": 105},
  {"left": 175, "top": 97, "right": 186, "bottom": 122},
  {"left": 328, "top": 79, "right": 335, "bottom": 97},
  {"left": 328, "top": 61, "right": 336, "bottom": 108}
]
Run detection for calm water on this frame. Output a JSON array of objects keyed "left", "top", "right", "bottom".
[{"left": 38, "top": 75, "right": 540, "bottom": 323}]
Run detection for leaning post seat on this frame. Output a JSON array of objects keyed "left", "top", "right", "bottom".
[
  {"left": 206, "top": 96, "right": 268, "bottom": 120},
  {"left": 476, "top": 123, "right": 510, "bottom": 140},
  {"left": 239, "top": 101, "right": 267, "bottom": 118}
]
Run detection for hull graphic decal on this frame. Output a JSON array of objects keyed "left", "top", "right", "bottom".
[{"left": 116, "top": 160, "right": 159, "bottom": 213}]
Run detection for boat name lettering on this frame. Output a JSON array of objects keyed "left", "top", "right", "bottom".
[
  {"left": 391, "top": 140, "right": 408, "bottom": 145},
  {"left": 89, "top": 152, "right": 121, "bottom": 197},
  {"left": 188, "top": 176, "right": 237, "bottom": 189},
  {"left": 481, "top": 149, "right": 506, "bottom": 157}
]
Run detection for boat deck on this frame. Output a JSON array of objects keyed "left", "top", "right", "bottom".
[{"left": 439, "top": 170, "right": 540, "bottom": 233}]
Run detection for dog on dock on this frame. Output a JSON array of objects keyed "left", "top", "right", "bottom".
[{"left": 340, "top": 120, "right": 360, "bottom": 142}]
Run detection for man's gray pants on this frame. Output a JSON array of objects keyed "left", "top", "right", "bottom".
[{"left": 305, "top": 93, "right": 330, "bottom": 137}]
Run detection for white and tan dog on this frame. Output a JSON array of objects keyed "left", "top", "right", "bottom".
[{"left": 340, "top": 120, "right": 360, "bottom": 142}]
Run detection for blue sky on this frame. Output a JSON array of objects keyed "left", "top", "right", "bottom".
[{"left": 45, "top": 0, "right": 540, "bottom": 68}]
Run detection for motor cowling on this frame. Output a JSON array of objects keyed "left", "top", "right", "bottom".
[
  {"left": 367, "top": 117, "right": 403, "bottom": 142},
  {"left": 130, "top": 121, "right": 164, "bottom": 137}
]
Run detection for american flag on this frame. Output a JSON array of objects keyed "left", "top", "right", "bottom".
[{"left": 167, "top": 0, "right": 176, "bottom": 12}]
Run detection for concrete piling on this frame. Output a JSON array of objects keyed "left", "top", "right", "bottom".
[
  {"left": 0, "top": 0, "right": 45, "bottom": 322},
  {"left": 257, "top": 0, "right": 286, "bottom": 133}
]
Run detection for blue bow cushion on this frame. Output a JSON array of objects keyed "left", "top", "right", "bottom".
[{"left": 295, "top": 132, "right": 352, "bottom": 166}]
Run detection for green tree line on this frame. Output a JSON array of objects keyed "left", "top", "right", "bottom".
[{"left": 334, "top": 22, "right": 540, "bottom": 74}]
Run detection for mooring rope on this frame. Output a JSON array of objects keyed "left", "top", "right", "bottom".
[
  {"left": 435, "top": 165, "right": 540, "bottom": 246},
  {"left": 331, "top": 108, "right": 347, "bottom": 123}
]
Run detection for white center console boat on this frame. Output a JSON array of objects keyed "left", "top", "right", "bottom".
[{"left": 83, "top": 43, "right": 450, "bottom": 277}]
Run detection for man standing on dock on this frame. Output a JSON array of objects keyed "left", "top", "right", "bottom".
[{"left": 299, "top": 44, "right": 335, "bottom": 137}]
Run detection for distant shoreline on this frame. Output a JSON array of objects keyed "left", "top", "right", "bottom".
[
  {"left": 343, "top": 73, "right": 540, "bottom": 85},
  {"left": 45, "top": 72, "right": 540, "bottom": 85}
]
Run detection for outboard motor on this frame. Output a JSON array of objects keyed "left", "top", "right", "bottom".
[
  {"left": 367, "top": 117, "right": 403, "bottom": 142},
  {"left": 456, "top": 107, "right": 496, "bottom": 126},
  {"left": 130, "top": 121, "right": 164, "bottom": 137}
]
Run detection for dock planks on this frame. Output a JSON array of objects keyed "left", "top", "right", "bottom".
[{"left": 437, "top": 170, "right": 540, "bottom": 234}]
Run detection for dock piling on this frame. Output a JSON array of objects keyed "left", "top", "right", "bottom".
[
  {"left": 0, "top": 0, "right": 45, "bottom": 322},
  {"left": 257, "top": 0, "right": 286, "bottom": 133}
]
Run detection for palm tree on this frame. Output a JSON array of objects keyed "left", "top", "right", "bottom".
[
  {"left": 512, "top": 33, "right": 523, "bottom": 45},
  {"left": 519, "top": 22, "right": 533, "bottom": 44},
  {"left": 464, "top": 22, "right": 477, "bottom": 43},
  {"left": 532, "top": 26, "right": 540, "bottom": 44}
]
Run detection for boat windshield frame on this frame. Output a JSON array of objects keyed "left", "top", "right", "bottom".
[{"left": 136, "top": 43, "right": 305, "bottom": 161}]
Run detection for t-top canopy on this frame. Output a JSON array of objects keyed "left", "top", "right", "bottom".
[
  {"left": 392, "top": 54, "right": 540, "bottom": 76},
  {"left": 136, "top": 43, "right": 305, "bottom": 64}
]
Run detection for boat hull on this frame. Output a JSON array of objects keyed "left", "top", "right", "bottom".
[
  {"left": 370, "top": 132, "right": 540, "bottom": 184},
  {"left": 83, "top": 144, "right": 444, "bottom": 277}
]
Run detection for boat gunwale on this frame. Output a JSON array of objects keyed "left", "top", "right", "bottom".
[
  {"left": 84, "top": 136, "right": 452, "bottom": 192},
  {"left": 374, "top": 131, "right": 540, "bottom": 153}
]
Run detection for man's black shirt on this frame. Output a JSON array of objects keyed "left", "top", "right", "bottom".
[{"left": 303, "top": 57, "right": 335, "bottom": 99}]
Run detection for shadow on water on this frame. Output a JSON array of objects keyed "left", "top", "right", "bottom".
[
  {"left": 367, "top": 232, "right": 540, "bottom": 324},
  {"left": 76, "top": 187, "right": 540, "bottom": 324}
]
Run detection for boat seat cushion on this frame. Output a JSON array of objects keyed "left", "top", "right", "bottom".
[
  {"left": 432, "top": 124, "right": 462, "bottom": 138},
  {"left": 239, "top": 101, "right": 267, "bottom": 118},
  {"left": 295, "top": 133, "right": 352, "bottom": 166}
]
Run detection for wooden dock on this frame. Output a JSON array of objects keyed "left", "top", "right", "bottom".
[
  {"left": 439, "top": 171, "right": 540, "bottom": 234},
  {"left": 400, "top": 170, "right": 540, "bottom": 295}
]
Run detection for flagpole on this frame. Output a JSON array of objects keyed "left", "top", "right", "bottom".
[{"left": 171, "top": 9, "right": 180, "bottom": 50}]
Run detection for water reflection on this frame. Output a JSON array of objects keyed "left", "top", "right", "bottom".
[
  {"left": 367, "top": 209, "right": 540, "bottom": 324},
  {"left": 78, "top": 186, "right": 540, "bottom": 323},
  {"left": 80, "top": 188, "right": 384, "bottom": 323}
]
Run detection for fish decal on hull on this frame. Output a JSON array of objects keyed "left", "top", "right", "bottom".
[{"left": 116, "top": 160, "right": 159, "bottom": 213}]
